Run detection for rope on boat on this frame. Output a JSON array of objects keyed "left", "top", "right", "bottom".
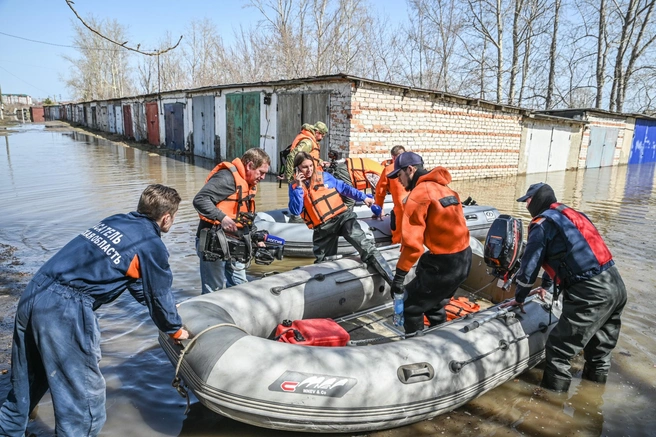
[
  {"left": 269, "top": 264, "right": 365, "bottom": 295},
  {"left": 449, "top": 334, "right": 530, "bottom": 373},
  {"left": 171, "top": 323, "right": 249, "bottom": 414}
]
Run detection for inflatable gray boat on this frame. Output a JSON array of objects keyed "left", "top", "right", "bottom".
[
  {"left": 254, "top": 199, "right": 500, "bottom": 257},
  {"left": 160, "top": 240, "right": 558, "bottom": 433}
]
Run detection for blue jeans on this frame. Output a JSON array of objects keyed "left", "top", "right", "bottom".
[
  {"left": 0, "top": 275, "right": 106, "bottom": 437},
  {"left": 196, "top": 238, "right": 248, "bottom": 294}
]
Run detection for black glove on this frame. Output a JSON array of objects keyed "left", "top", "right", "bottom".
[{"left": 391, "top": 269, "right": 408, "bottom": 296}]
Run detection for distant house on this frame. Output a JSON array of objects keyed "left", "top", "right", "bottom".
[{"left": 1, "top": 93, "right": 33, "bottom": 106}]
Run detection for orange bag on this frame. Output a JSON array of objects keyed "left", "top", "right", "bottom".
[{"left": 423, "top": 297, "right": 481, "bottom": 326}]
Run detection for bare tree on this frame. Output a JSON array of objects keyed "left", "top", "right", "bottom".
[
  {"left": 508, "top": 0, "right": 548, "bottom": 105},
  {"left": 64, "top": 17, "right": 133, "bottom": 100},
  {"left": 544, "top": 0, "right": 560, "bottom": 109},
  {"left": 609, "top": 0, "right": 656, "bottom": 111},
  {"left": 181, "top": 19, "right": 230, "bottom": 87},
  {"left": 403, "top": 0, "right": 468, "bottom": 91},
  {"left": 595, "top": 0, "right": 608, "bottom": 108},
  {"left": 157, "top": 32, "right": 188, "bottom": 92},
  {"left": 468, "top": 0, "right": 507, "bottom": 103}
]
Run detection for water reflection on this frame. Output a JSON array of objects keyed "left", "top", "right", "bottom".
[{"left": 0, "top": 128, "right": 655, "bottom": 436}]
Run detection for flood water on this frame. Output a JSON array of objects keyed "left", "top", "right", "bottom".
[{"left": 1, "top": 124, "right": 654, "bottom": 436}]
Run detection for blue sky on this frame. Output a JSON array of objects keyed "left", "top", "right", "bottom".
[{"left": 0, "top": 0, "right": 409, "bottom": 102}]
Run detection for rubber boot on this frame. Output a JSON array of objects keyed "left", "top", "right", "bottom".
[
  {"left": 289, "top": 215, "right": 304, "bottom": 224},
  {"left": 540, "top": 372, "right": 571, "bottom": 392},
  {"left": 365, "top": 251, "right": 394, "bottom": 285},
  {"left": 405, "top": 329, "right": 425, "bottom": 339},
  {"left": 582, "top": 364, "right": 608, "bottom": 384}
]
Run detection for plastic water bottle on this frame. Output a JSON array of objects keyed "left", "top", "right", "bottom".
[
  {"left": 371, "top": 204, "right": 382, "bottom": 217},
  {"left": 393, "top": 293, "right": 404, "bottom": 327}
]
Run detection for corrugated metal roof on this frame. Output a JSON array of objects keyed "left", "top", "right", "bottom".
[{"left": 75, "top": 73, "right": 532, "bottom": 115}]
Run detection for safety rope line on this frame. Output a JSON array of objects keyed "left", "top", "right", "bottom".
[
  {"left": 449, "top": 335, "right": 530, "bottom": 373},
  {"left": 171, "top": 323, "right": 248, "bottom": 414}
]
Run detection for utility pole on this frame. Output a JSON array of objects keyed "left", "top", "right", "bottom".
[{"left": 0, "top": 84, "right": 4, "bottom": 120}]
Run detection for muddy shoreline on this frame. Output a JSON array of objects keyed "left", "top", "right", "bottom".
[{"left": 0, "top": 243, "right": 30, "bottom": 398}]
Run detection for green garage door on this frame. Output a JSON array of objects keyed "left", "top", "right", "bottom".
[{"left": 226, "top": 92, "right": 261, "bottom": 161}]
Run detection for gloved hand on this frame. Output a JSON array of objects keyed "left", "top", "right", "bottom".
[{"left": 391, "top": 269, "right": 408, "bottom": 296}]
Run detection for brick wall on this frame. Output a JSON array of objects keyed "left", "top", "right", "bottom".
[{"left": 347, "top": 83, "right": 524, "bottom": 180}]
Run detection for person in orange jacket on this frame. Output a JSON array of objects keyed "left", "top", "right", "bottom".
[
  {"left": 374, "top": 146, "right": 406, "bottom": 243},
  {"left": 388, "top": 152, "right": 472, "bottom": 336}
]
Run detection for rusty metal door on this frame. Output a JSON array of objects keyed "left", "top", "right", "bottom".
[
  {"left": 600, "top": 128, "right": 618, "bottom": 167},
  {"left": 276, "top": 92, "right": 330, "bottom": 163},
  {"left": 276, "top": 93, "right": 302, "bottom": 159},
  {"left": 100, "top": 106, "right": 109, "bottom": 132},
  {"left": 133, "top": 103, "right": 146, "bottom": 142},
  {"left": 123, "top": 105, "right": 134, "bottom": 139},
  {"left": 586, "top": 127, "right": 605, "bottom": 168},
  {"left": 146, "top": 102, "right": 160, "bottom": 146},
  {"left": 108, "top": 105, "right": 116, "bottom": 133},
  {"left": 91, "top": 107, "right": 97, "bottom": 129},
  {"left": 192, "top": 95, "right": 216, "bottom": 159},
  {"left": 226, "top": 92, "right": 260, "bottom": 161},
  {"left": 164, "top": 102, "right": 185, "bottom": 151},
  {"left": 114, "top": 105, "right": 124, "bottom": 135}
]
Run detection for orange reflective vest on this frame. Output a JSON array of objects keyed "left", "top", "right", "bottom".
[
  {"left": 290, "top": 129, "right": 321, "bottom": 165},
  {"left": 199, "top": 159, "right": 256, "bottom": 226},
  {"left": 345, "top": 158, "right": 383, "bottom": 190},
  {"left": 299, "top": 172, "right": 348, "bottom": 229}
]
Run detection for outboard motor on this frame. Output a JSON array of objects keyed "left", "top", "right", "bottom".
[{"left": 484, "top": 215, "right": 523, "bottom": 289}]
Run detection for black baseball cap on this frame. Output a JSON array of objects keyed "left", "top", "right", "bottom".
[
  {"left": 517, "top": 182, "right": 546, "bottom": 202},
  {"left": 387, "top": 152, "right": 424, "bottom": 179}
]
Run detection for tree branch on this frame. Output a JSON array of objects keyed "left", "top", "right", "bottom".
[{"left": 65, "top": 0, "right": 182, "bottom": 56}]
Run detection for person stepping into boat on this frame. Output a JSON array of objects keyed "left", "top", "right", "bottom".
[
  {"left": 502, "top": 183, "right": 627, "bottom": 392},
  {"left": 374, "top": 145, "right": 406, "bottom": 244},
  {"left": 288, "top": 151, "right": 394, "bottom": 284},
  {"left": 193, "top": 148, "right": 271, "bottom": 294},
  {"left": 285, "top": 122, "right": 329, "bottom": 223},
  {"left": 387, "top": 152, "right": 472, "bottom": 337}
]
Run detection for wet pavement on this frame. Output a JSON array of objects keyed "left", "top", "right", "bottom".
[{"left": 0, "top": 123, "right": 654, "bottom": 436}]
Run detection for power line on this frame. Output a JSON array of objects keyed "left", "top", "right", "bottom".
[
  {"left": 0, "top": 64, "right": 51, "bottom": 95},
  {"left": 0, "top": 30, "right": 122, "bottom": 52}
]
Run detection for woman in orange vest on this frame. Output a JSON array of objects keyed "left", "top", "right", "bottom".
[
  {"left": 388, "top": 152, "right": 472, "bottom": 336},
  {"left": 288, "top": 152, "right": 394, "bottom": 284},
  {"left": 193, "top": 148, "right": 271, "bottom": 294},
  {"left": 374, "top": 145, "right": 406, "bottom": 243}
]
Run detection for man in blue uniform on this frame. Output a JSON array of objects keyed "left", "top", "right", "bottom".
[
  {"left": 0, "top": 184, "right": 190, "bottom": 437},
  {"left": 503, "top": 182, "right": 626, "bottom": 392}
]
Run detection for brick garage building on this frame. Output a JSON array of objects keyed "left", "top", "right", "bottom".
[{"left": 49, "top": 74, "right": 606, "bottom": 180}]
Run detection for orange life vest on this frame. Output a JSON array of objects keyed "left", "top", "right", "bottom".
[
  {"left": 300, "top": 172, "right": 348, "bottom": 229},
  {"left": 423, "top": 297, "right": 481, "bottom": 325},
  {"left": 345, "top": 158, "right": 383, "bottom": 190},
  {"left": 290, "top": 129, "right": 321, "bottom": 165},
  {"left": 199, "top": 159, "right": 256, "bottom": 226}
]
